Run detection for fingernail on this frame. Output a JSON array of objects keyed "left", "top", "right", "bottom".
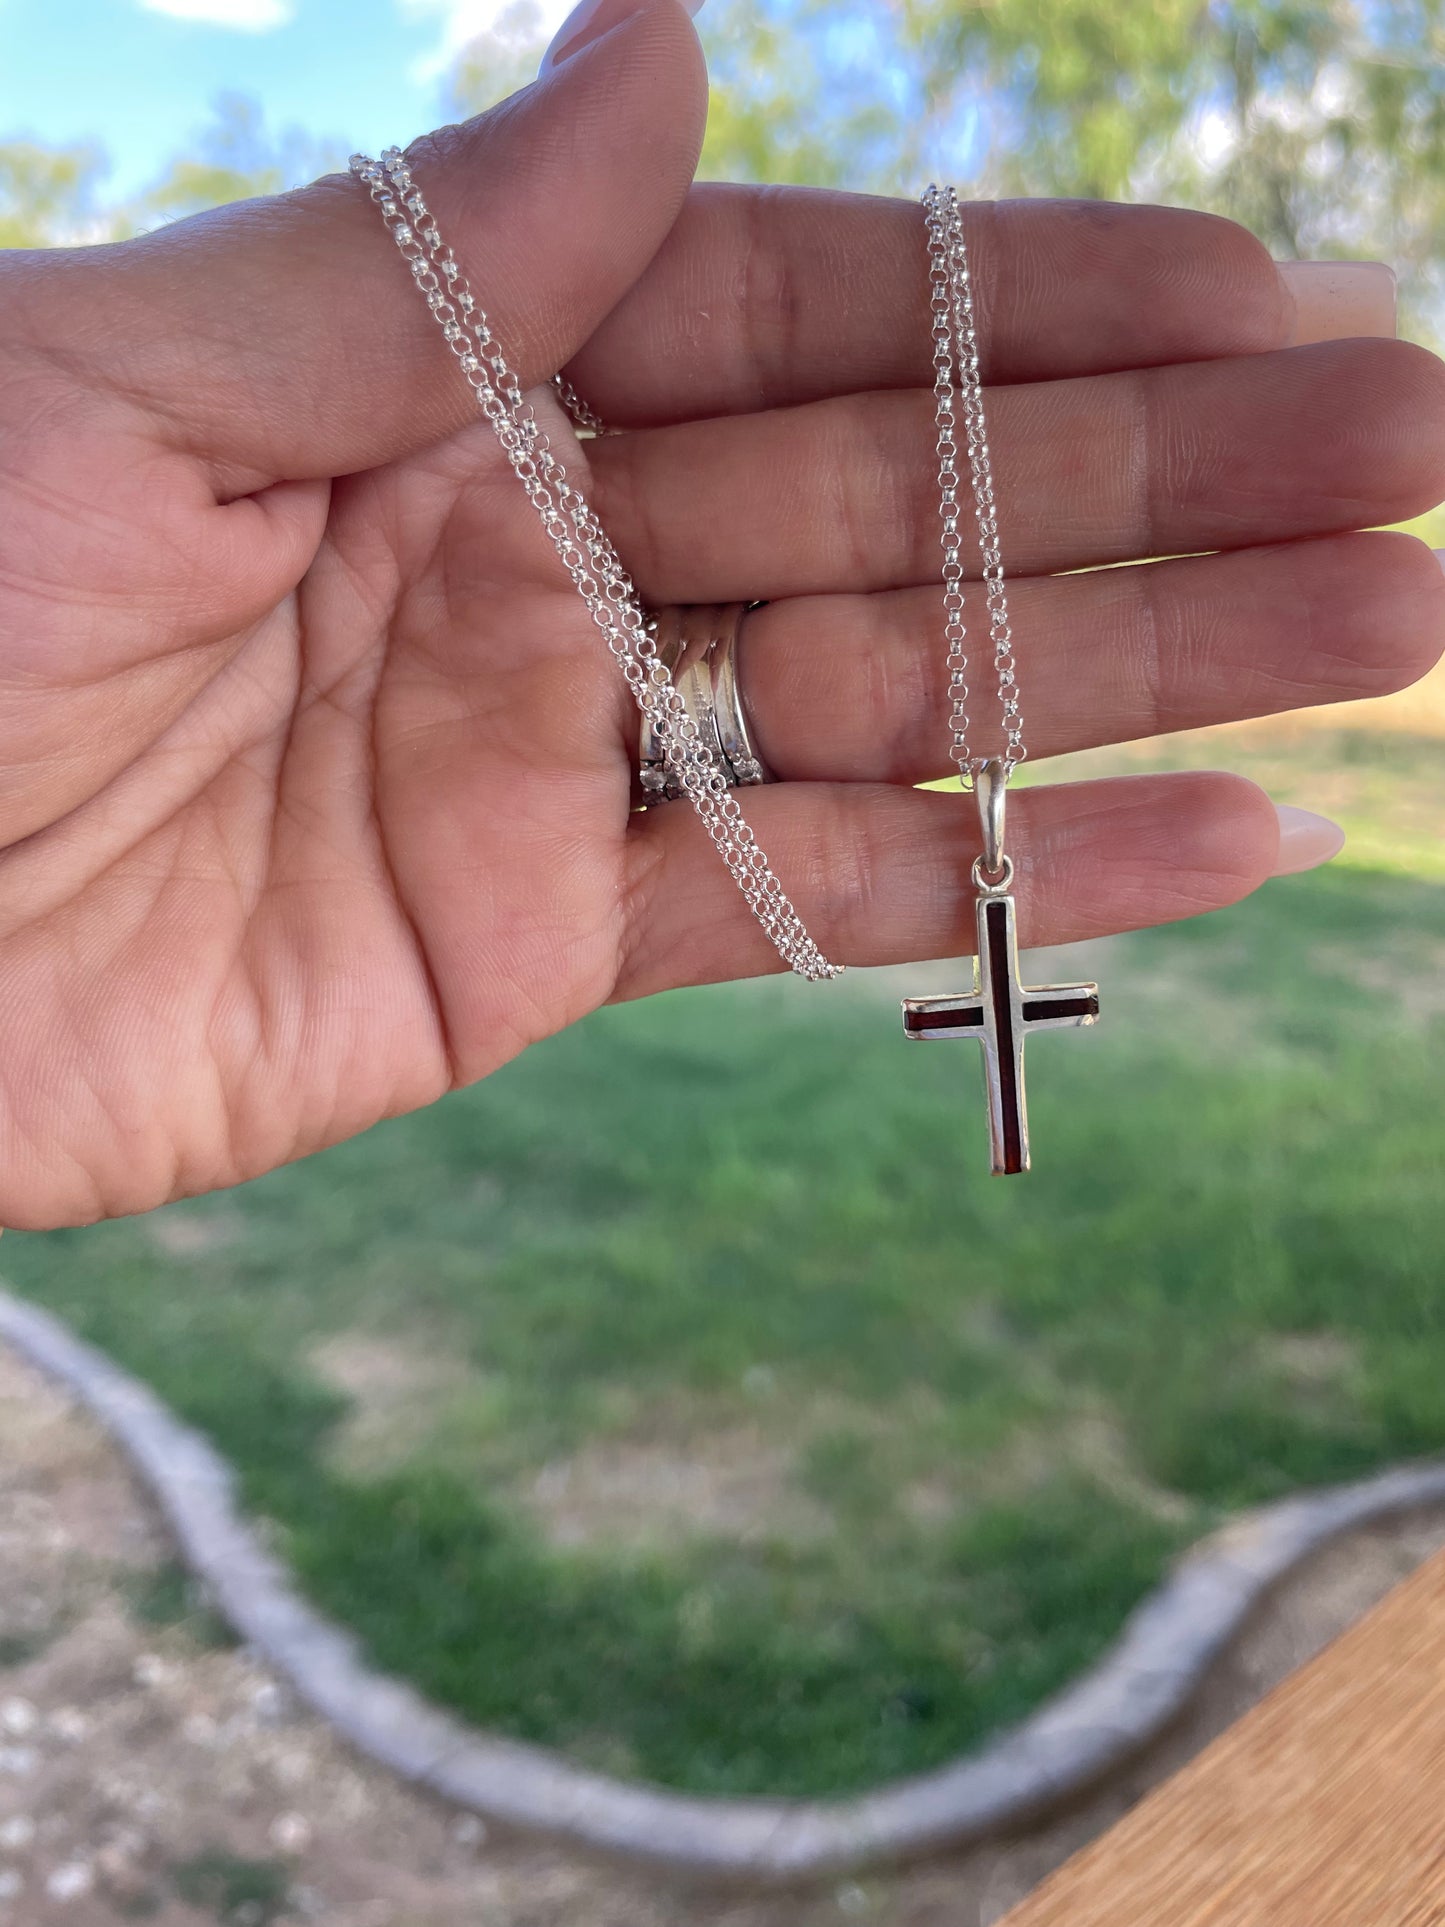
[
  {"left": 1279, "top": 261, "right": 1397, "bottom": 345},
  {"left": 541, "top": 0, "right": 704, "bottom": 72},
  {"left": 1435, "top": 548, "right": 1445, "bottom": 576},
  {"left": 1272, "top": 803, "right": 1346, "bottom": 877}
]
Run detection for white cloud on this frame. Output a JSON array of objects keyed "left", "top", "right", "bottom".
[
  {"left": 139, "top": 0, "right": 295, "bottom": 27},
  {"left": 399, "top": 0, "right": 574, "bottom": 84}
]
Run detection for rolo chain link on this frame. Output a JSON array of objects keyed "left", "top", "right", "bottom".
[
  {"left": 550, "top": 370, "right": 611, "bottom": 437},
  {"left": 922, "top": 185, "right": 1026, "bottom": 778},
  {"left": 350, "top": 148, "right": 841, "bottom": 982}
]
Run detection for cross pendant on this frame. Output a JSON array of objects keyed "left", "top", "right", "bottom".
[{"left": 901, "top": 890, "right": 1099, "bottom": 1176}]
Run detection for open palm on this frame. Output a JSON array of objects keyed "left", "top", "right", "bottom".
[{"left": 2, "top": 1, "right": 1443, "bottom": 1228}]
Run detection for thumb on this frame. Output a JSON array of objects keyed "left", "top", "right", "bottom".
[{"left": 23, "top": 0, "right": 707, "bottom": 491}]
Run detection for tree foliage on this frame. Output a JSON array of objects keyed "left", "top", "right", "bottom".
[
  {"left": 0, "top": 96, "right": 341, "bottom": 248},
  {"left": 448, "top": 0, "right": 899, "bottom": 188},
  {"left": 6, "top": 1, "right": 1445, "bottom": 331},
  {"left": 695, "top": 1, "right": 903, "bottom": 187},
  {"left": 907, "top": 0, "right": 1445, "bottom": 321},
  {"left": 134, "top": 94, "right": 343, "bottom": 227},
  {"left": 447, "top": 1, "right": 555, "bottom": 120},
  {"left": 0, "top": 138, "right": 108, "bottom": 247}
]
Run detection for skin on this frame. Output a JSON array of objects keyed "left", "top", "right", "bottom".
[{"left": 0, "top": 1, "right": 1442, "bottom": 1228}]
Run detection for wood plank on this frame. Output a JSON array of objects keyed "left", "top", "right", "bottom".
[{"left": 999, "top": 1541, "right": 1445, "bottom": 1926}]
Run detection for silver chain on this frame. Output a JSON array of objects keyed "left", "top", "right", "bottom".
[
  {"left": 350, "top": 148, "right": 842, "bottom": 982},
  {"left": 550, "top": 371, "right": 612, "bottom": 436},
  {"left": 923, "top": 185, "right": 1025, "bottom": 778}
]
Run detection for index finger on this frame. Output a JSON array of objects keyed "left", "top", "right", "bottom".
[{"left": 561, "top": 187, "right": 1297, "bottom": 426}]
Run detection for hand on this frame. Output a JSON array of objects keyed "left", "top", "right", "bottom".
[{"left": 1, "top": 1, "right": 1441, "bottom": 1228}]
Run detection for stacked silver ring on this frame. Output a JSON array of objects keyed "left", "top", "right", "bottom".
[{"left": 639, "top": 602, "right": 772, "bottom": 804}]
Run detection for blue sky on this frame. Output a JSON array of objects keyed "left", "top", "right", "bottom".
[{"left": 0, "top": 0, "right": 580, "bottom": 197}]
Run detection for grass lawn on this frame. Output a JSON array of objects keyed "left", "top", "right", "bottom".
[{"left": 2, "top": 716, "right": 1442, "bottom": 1798}]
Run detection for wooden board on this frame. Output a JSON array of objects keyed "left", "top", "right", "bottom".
[{"left": 1000, "top": 1542, "right": 1445, "bottom": 1926}]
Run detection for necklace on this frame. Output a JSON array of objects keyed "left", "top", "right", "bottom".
[
  {"left": 353, "top": 153, "right": 1095, "bottom": 1171},
  {"left": 350, "top": 148, "right": 841, "bottom": 984},
  {"left": 902, "top": 186, "right": 1100, "bottom": 1176}
]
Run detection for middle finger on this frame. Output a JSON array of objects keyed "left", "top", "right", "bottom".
[{"left": 587, "top": 339, "right": 1445, "bottom": 603}]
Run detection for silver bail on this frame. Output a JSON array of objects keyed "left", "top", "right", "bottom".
[{"left": 976, "top": 759, "right": 1008, "bottom": 879}]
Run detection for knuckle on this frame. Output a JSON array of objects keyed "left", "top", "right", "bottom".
[
  {"left": 740, "top": 183, "right": 803, "bottom": 409},
  {"left": 1128, "top": 555, "right": 1171, "bottom": 736},
  {"left": 824, "top": 400, "right": 886, "bottom": 587},
  {"left": 876, "top": 610, "right": 933, "bottom": 781},
  {"left": 816, "top": 787, "right": 883, "bottom": 940},
  {"left": 1128, "top": 366, "right": 1160, "bottom": 557}
]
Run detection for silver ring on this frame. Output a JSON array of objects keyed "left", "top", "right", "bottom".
[
  {"left": 639, "top": 604, "right": 772, "bottom": 804},
  {"left": 638, "top": 605, "right": 726, "bottom": 802},
  {"left": 709, "top": 602, "right": 770, "bottom": 787}
]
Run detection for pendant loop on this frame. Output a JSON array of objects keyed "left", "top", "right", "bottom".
[
  {"left": 976, "top": 758, "right": 1008, "bottom": 881},
  {"left": 971, "top": 851, "right": 1015, "bottom": 895}
]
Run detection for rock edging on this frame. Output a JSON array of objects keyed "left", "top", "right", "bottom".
[{"left": 3, "top": 1283, "right": 1444, "bottom": 1883}]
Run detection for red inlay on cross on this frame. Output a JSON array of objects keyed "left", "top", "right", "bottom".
[{"left": 902, "top": 893, "right": 1099, "bottom": 1176}]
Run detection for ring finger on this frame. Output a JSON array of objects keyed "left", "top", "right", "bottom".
[{"left": 738, "top": 531, "right": 1445, "bottom": 784}]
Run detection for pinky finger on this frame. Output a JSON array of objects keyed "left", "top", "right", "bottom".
[{"left": 614, "top": 772, "right": 1299, "bottom": 1001}]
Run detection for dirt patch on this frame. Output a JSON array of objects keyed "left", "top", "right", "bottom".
[
  {"left": 314, "top": 1339, "right": 852, "bottom": 1552},
  {"left": 309, "top": 1333, "right": 482, "bottom": 1480},
  {"left": 1260, "top": 1332, "right": 1361, "bottom": 1388},
  {"left": 901, "top": 1319, "right": 1199, "bottom": 1533},
  {"left": 1316, "top": 937, "right": 1445, "bottom": 1024},
  {"left": 525, "top": 1424, "right": 833, "bottom": 1551},
  {"left": 1058, "top": 1413, "right": 1198, "bottom": 1525},
  {"left": 1, "top": 1340, "right": 1443, "bottom": 1925},
  {"left": 907, "top": 1408, "right": 1198, "bottom": 1531},
  {"left": 145, "top": 1208, "right": 249, "bottom": 1260}
]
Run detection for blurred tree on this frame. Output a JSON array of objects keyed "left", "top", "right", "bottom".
[
  {"left": 0, "top": 138, "right": 108, "bottom": 246},
  {"left": 697, "top": 2, "right": 902, "bottom": 185},
  {"left": 906, "top": 0, "right": 1445, "bottom": 319},
  {"left": 135, "top": 93, "right": 343, "bottom": 226},
  {"left": 0, "top": 97, "right": 342, "bottom": 247},
  {"left": 448, "top": 0, "right": 557, "bottom": 118},
  {"left": 449, "top": 0, "right": 899, "bottom": 187},
  {"left": 453, "top": 0, "right": 1445, "bottom": 327},
  {"left": 6, "top": 2, "right": 1445, "bottom": 331}
]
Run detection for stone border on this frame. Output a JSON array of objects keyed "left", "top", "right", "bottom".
[{"left": 4, "top": 1281, "right": 1445, "bottom": 1883}]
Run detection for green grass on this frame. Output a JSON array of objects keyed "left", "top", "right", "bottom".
[
  {"left": 2, "top": 726, "right": 1443, "bottom": 1797},
  {"left": 169, "top": 1850, "right": 293, "bottom": 1924},
  {"left": 126, "top": 1561, "right": 237, "bottom": 1649}
]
